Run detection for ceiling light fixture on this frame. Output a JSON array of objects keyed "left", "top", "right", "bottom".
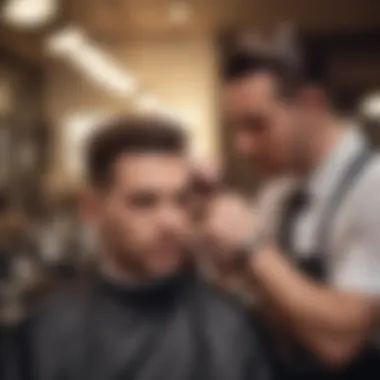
[
  {"left": 71, "top": 44, "right": 138, "bottom": 96},
  {"left": 46, "top": 27, "right": 138, "bottom": 97},
  {"left": 46, "top": 27, "right": 86, "bottom": 56},
  {"left": 2, "top": 0, "right": 58, "bottom": 28}
]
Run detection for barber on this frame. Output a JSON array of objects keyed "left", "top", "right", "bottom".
[{"left": 204, "top": 30, "right": 380, "bottom": 380}]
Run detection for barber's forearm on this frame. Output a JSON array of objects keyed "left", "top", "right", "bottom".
[
  {"left": 249, "top": 246, "right": 373, "bottom": 338},
  {"left": 248, "top": 246, "right": 378, "bottom": 366}
]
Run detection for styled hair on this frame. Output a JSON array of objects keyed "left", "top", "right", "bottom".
[
  {"left": 85, "top": 116, "right": 186, "bottom": 187},
  {"left": 223, "top": 34, "right": 304, "bottom": 98}
]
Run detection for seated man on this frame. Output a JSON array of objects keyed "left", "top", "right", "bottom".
[{"left": 27, "top": 116, "right": 271, "bottom": 380}]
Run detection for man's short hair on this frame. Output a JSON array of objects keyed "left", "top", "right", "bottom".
[
  {"left": 86, "top": 116, "right": 186, "bottom": 187},
  {"left": 223, "top": 38, "right": 304, "bottom": 99}
]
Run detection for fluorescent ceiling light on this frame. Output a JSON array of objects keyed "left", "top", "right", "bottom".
[
  {"left": 169, "top": 1, "right": 192, "bottom": 25},
  {"left": 2, "top": 0, "right": 58, "bottom": 28},
  {"left": 46, "top": 27, "right": 86, "bottom": 55},
  {"left": 45, "top": 27, "right": 138, "bottom": 96},
  {"left": 361, "top": 92, "right": 380, "bottom": 119},
  {"left": 70, "top": 43, "right": 137, "bottom": 96}
]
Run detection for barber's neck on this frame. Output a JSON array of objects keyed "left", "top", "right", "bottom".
[{"left": 299, "top": 116, "right": 347, "bottom": 178}]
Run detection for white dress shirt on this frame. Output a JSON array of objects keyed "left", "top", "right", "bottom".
[{"left": 258, "top": 127, "right": 380, "bottom": 295}]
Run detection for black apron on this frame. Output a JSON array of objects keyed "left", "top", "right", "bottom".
[{"left": 276, "top": 148, "right": 380, "bottom": 380}]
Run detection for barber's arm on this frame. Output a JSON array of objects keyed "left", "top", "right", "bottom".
[
  {"left": 248, "top": 189, "right": 380, "bottom": 369},
  {"left": 204, "top": 189, "right": 380, "bottom": 369},
  {"left": 249, "top": 245, "right": 377, "bottom": 368}
]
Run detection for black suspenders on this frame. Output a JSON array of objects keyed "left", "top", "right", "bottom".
[
  {"left": 281, "top": 147, "right": 373, "bottom": 282},
  {"left": 315, "top": 149, "right": 373, "bottom": 266},
  {"left": 274, "top": 147, "right": 374, "bottom": 380}
]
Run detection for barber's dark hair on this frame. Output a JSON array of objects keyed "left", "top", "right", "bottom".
[
  {"left": 223, "top": 33, "right": 304, "bottom": 99},
  {"left": 86, "top": 116, "right": 186, "bottom": 187}
]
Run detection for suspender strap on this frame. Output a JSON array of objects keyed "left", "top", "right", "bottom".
[
  {"left": 315, "top": 148, "right": 373, "bottom": 255},
  {"left": 275, "top": 147, "right": 375, "bottom": 378},
  {"left": 279, "top": 147, "right": 373, "bottom": 282}
]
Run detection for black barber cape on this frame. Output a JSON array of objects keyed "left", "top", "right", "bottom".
[{"left": 27, "top": 269, "right": 271, "bottom": 380}]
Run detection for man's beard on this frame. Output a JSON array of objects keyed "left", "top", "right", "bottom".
[{"left": 109, "top": 239, "right": 188, "bottom": 282}]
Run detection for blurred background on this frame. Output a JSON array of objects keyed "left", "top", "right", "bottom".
[{"left": 0, "top": 0, "right": 380, "bottom": 324}]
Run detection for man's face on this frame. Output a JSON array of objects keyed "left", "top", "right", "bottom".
[
  {"left": 224, "top": 72, "right": 310, "bottom": 176},
  {"left": 90, "top": 153, "right": 191, "bottom": 280}
]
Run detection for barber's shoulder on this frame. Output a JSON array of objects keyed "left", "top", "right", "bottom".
[
  {"left": 363, "top": 154, "right": 380, "bottom": 182},
  {"left": 345, "top": 154, "right": 380, "bottom": 226},
  {"left": 351, "top": 154, "right": 380, "bottom": 201}
]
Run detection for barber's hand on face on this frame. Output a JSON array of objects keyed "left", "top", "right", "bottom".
[
  {"left": 202, "top": 193, "right": 257, "bottom": 260},
  {"left": 192, "top": 159, "right": 222, "bottom": 186}
]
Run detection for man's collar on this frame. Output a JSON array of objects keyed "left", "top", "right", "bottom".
[{"left": 307, "top": 126, "right": 367, "bottom": 203}]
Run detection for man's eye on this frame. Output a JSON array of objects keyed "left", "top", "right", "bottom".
[{"left": 128, "top": 193, "right": 158, "bottom": 209}]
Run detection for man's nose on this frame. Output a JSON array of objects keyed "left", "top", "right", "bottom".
[{"left": 158, "top": 205, "right": 183, "bottom": 230}]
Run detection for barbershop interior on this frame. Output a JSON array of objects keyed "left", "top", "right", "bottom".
[{"left": 0, "top": 0, "right": 380, "bottom": 334}]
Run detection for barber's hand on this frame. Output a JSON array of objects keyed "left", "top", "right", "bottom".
[
  {"left": 192, "top": 159, "right": 222, "bottom": 186},
  {"left": 202, "top": 192, "right": 258, "bottom": 261}
]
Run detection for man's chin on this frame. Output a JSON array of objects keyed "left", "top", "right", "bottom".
[{"left": 147, "top": 255, "right": 186, "bottom": 279}]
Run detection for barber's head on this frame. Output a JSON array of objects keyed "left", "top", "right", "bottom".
[
  {"left": 223, "top": 32, "right": 332, "bottom": 176},
  {"left": 84, "top": 116, "right": 191, "bottom": 280}
]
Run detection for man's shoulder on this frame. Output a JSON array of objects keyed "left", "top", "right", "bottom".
[
  {"left": 196, "top": 279, "right": 269, "bottom": 373},
  {"left": 196, "top": 279, "right": 260, "bottom": 336},
  {"left": 199, "top": 279, "right": 250, "bottom": 311},
  {"left": 32, "top": 278, "right": 93, "bottom": 336},
  {"left": 44, "top": 277, "right": 92, "bottom": 305}
]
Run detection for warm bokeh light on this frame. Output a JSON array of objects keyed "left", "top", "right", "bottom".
[
  {"left": 361, "top": 92, "right": 380, "bottom": 119},
  {"left": 2, "top": 0, "right": 58, "bottom": 28}
]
